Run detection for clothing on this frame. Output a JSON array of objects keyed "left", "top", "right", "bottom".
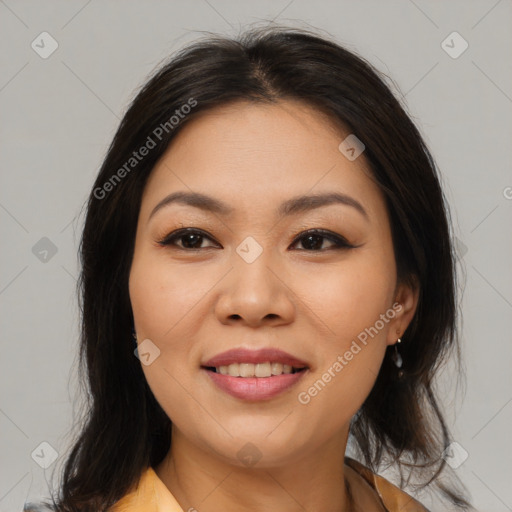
[
  {"left": 345, "top": 458, "right": 429, "bottom": 511},
  {"left": 110, "top": 457, "right": 429, "bottom": 511}
]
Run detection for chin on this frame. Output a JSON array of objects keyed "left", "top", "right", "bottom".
[{"left": 198, "top": 430, "right": 311, "bottom": 470}]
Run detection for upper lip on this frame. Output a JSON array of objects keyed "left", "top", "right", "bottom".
[{"left": 202, "top": 348, "right": 309, "bottom": 369}]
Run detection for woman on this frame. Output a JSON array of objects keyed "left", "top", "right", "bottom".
[{"left": 41, "top": 25, "right": 471, "bottom": 511}]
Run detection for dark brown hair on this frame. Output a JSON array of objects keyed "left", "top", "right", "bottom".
[{"left": 41, "top": 24, "right": 469, "bottom": 511}]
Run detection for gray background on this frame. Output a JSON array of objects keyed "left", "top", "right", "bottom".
[{"left": 1, "top": 1, "right": 511, "bottom": 511}]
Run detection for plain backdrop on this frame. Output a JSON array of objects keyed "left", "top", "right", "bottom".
[{"left": 1, "top": 1, "right": 511, "bottom": 511}]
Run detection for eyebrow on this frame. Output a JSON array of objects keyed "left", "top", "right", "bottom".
[{"left": 148, "top": 190, "right": 369, "bottom": 222}]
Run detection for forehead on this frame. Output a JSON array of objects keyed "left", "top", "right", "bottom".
[{"left": 140, "top": 99, "right": 386, "bottom": 221}]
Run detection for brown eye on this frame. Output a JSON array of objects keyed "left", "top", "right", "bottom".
[
  {"left": 158, "top": 228, "right": 220, "bottom": 250},
  {"left": 290, "top": 229, "right": 354, "bottom": 251}
]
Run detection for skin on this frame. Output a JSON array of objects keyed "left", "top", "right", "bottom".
[{"left": 129, "top": 99, "right": 419, "bottom": 511}]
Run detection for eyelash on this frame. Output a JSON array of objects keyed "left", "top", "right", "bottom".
[{"left": 157, "top": 228, "right": 355, "bottom": 252}]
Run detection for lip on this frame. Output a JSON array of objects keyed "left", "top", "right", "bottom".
[
  {"left": 201, "top": 348, "right": 309, "bottom": 402},
  {"left": 202, "top": 348, "right": 309, "bottom": 368},
  {"left": 204, "top": 370, "right": 308, "bottom": 401}
]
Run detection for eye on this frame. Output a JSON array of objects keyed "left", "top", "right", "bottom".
[
  {"left": 157, "top": 228, "right": 220, "bottom": 250},
  {"left": 158, "top": 227, "right": 354, "bottom": 252},
  {"left": 290, "top": 229, "right": 354, "bottom": 251}
]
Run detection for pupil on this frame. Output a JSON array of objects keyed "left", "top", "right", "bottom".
[
  {"left": 182, "top": 234, "right": 202, "bottom": 248},
  {"left": 303, "top": 234, "right": 322, "bottom": 250}
]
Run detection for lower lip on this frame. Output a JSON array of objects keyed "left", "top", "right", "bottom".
[{"left": 203, "top": 368, "right": 307, "bottom": 401}]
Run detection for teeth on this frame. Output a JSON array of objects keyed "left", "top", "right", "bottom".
[
  {"left": 239, "top": 363, "right": 254, "bottom": 377},
  {"left": 227, "top": 363, "right": 239, "bottom": 377},
  {"left": 215, "top": 362, "right": 303, "bottom": 377},
  {"left": 271, "top": 362, "right": 284, "bottom": 375},
  {"left": 255, "top": 362, "right": 271, "bottom": 377}
]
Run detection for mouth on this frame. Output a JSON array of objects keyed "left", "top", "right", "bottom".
[{"left": 201, "top": 348, "right": 310, "bottom": 401}]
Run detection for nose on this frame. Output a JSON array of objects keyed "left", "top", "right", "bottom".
[{"left": 214, "top": 249, "right": 296, "bottom": 328}]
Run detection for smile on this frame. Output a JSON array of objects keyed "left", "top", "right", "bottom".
[{"left": 200, "top": 347, "right": 310, "bottom": 401}]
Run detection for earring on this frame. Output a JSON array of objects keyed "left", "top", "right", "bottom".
[{"left": 392, "top": 337, "right": 404, "bottom": 379}]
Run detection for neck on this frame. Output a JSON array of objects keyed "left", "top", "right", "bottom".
[{"left": 155, "top": 427, "right": 353, "bottom": 512}]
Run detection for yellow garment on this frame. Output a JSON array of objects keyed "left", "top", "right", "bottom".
[
  {"left": 109, "top": 466, "right": 182, "bottom": 512},
  {"left": 110, "top": 458, "right": 428, "bottom": 511}
]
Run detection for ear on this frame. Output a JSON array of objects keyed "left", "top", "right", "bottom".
[{"left": 385, "top": 278, "right": 420, "bottom": 346}]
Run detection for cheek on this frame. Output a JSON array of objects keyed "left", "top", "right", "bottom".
[
  {"left": 129, "top": 253, "right": 221, "bottom": 423},
  {"left": 129, "top": 259, "right": 196, "bottom": 429},
  {"left": 129, "top": 251, "right": 214, "bottom": 340},
  {"left": 292, "top": 250, "right": 395, "bottom": 422},
  {"left": 294, "top": 252, "right": 396, "bottom": 343}
]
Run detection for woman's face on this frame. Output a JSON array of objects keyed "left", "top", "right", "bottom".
[{"left": 129, "top": 99, "right": 417, "bottom": 467}]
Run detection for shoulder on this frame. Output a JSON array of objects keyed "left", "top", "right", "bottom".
[{"left": 345, "top": 457, "right": 430, "bottom": 512}]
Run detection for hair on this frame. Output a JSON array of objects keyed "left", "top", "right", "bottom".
[{"left": 40, "top": 24, "right": 470, "bottom": 511}]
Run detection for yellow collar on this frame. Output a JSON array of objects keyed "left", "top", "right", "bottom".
[{"left": 110, "top": 467, "right": 183, "bottom": 512}]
